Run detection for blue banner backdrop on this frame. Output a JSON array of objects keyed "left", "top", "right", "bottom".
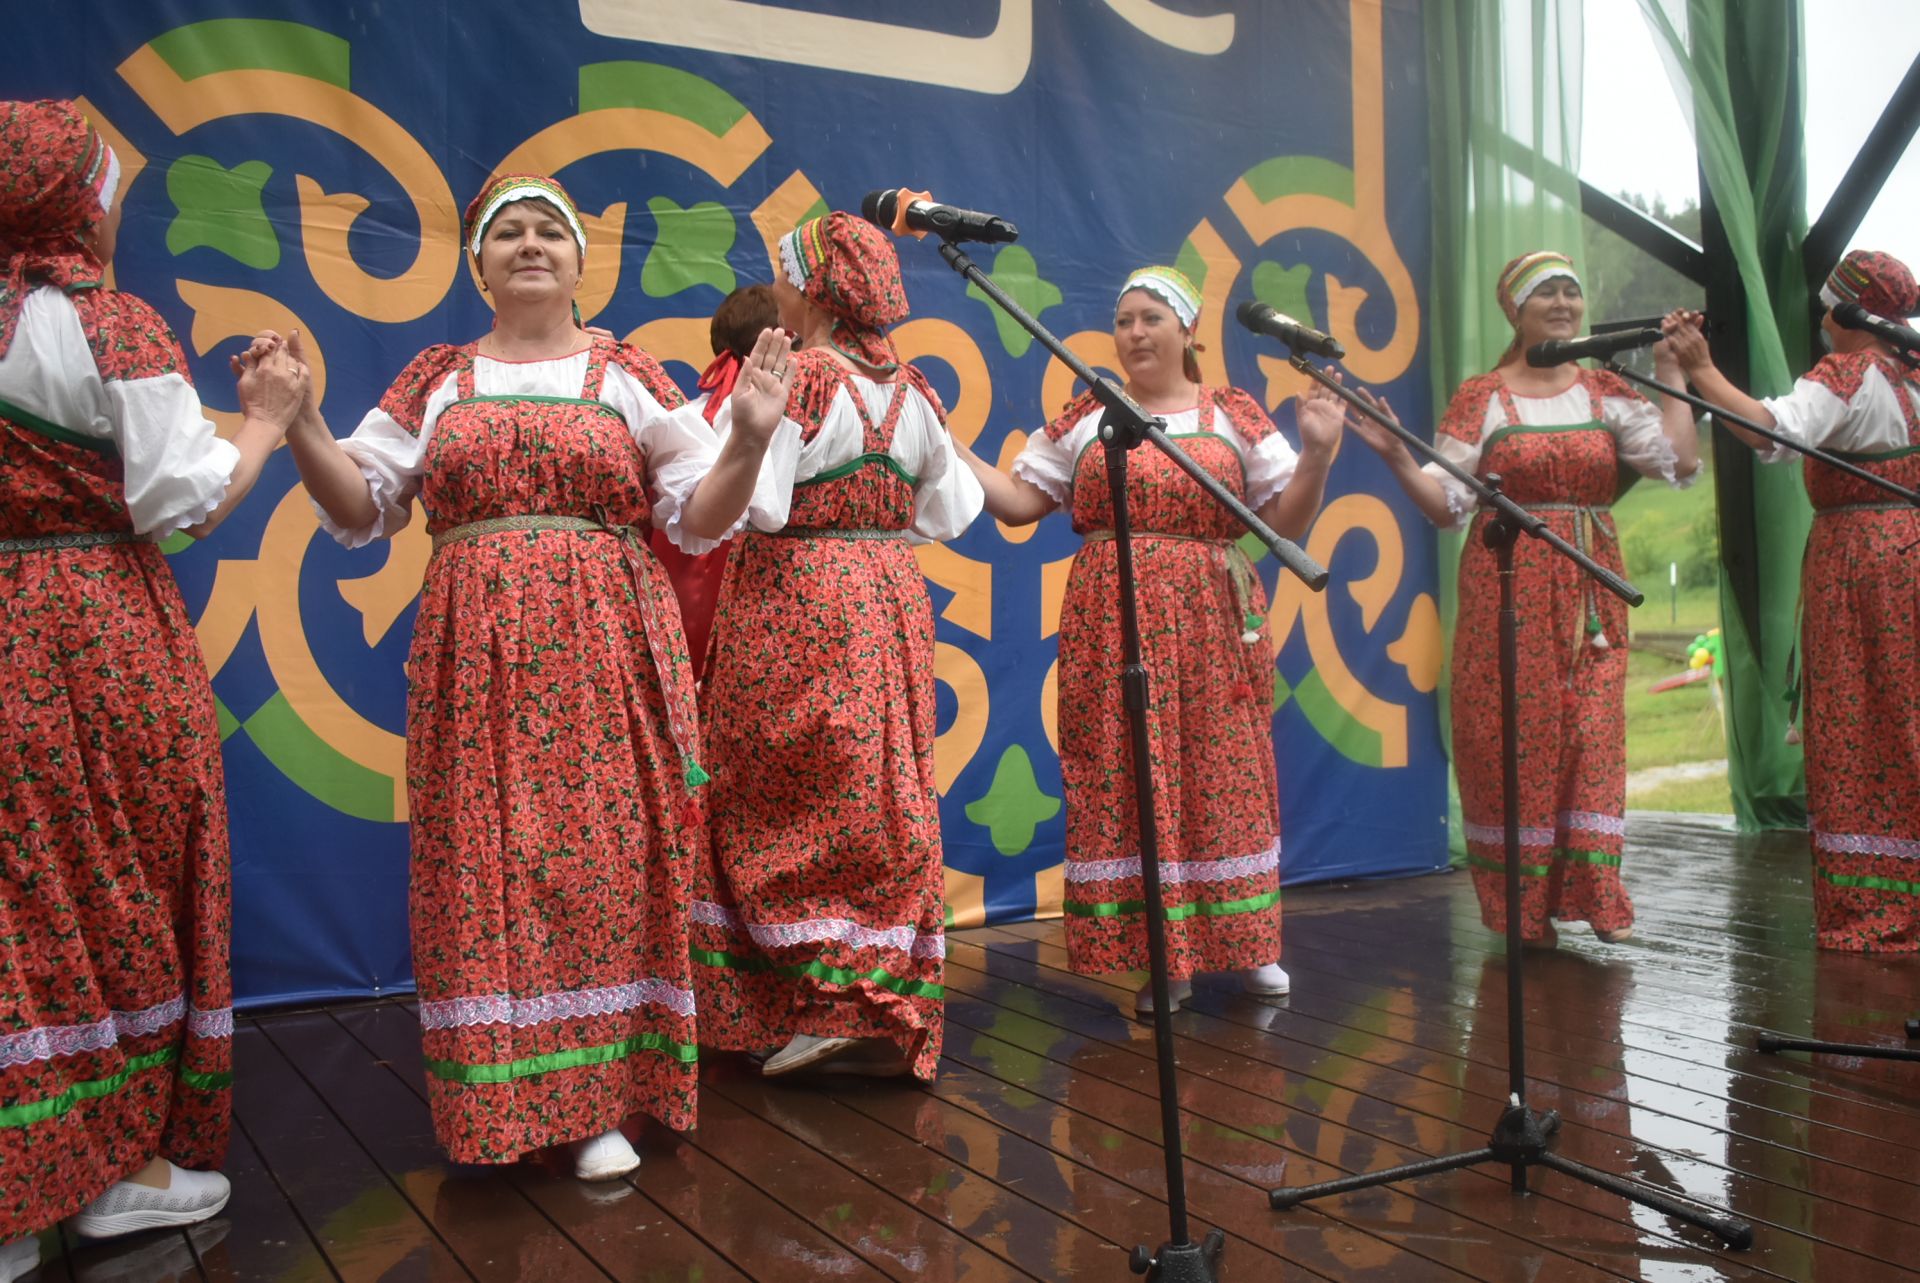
[{"left": 10, "top": 0, "right": 1446, "bottom": 1005}]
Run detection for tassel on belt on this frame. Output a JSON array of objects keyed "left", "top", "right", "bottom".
[
  {"left": 1083, "top": 529, "right": 1270, "bottom": 654},
  {"left": 1511, "top": 502, "right": 1617, "bottom": 657}
]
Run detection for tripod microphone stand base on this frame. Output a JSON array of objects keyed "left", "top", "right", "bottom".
[
  {"left": 1265, "top": 500, "right": 1753, "bottom": 1254},
  {"left": 1129, "top": 1229, "right": 1226, "bottom": 1281},
  {"left": 1268, "top": 1102, "right": 1755, "bottom": 1249},
  {"left": 1757, "top": 1018, "right": 1920, "bottom": 1062}
]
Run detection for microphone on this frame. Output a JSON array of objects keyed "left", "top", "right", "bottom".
[
  {"left": 1526, "top": 328, "right": 1666, "bottom": 367},
  {"left": 860, "top": 188, "right": 1019, "bottom": 244},
  {"left": 1235, "top": 300, "right": 1345, "bottom": 359},
  {"left": 1831, "top": 301, "right": 1920, "bottom": 354}
]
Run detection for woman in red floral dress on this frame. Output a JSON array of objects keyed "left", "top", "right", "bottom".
[
  {"left": 1669, "top": 250, "right": 1920, "bottom": 951},
  {"left": 1345, "top": 252, "right": 1700, "bottom": 947},
  {"left": 282, "top": 173, "right": 792, "bottom": 1177},
  {"left": 957, "top": 266, "right": 1343, "bottom": 1015},
  {"left": 693, "top": 213, "right": 983, "bottom": 1078},
  {"left": 0, "top": 100, "right": 305, "bottom": 1269}
]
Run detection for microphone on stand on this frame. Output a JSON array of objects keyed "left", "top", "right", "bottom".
[
  {"left": 1234, "top": 301, "right": 1345, "bottom": 359},
  {"left": 1831, "top": 301, "right": 1920, "bottom": 357},
  {"left": 859, "top": 188, "right": 1019, "bottom": 244},
  {"left": 1526, "top": 328, "right": 1669, "bottom": 368}
]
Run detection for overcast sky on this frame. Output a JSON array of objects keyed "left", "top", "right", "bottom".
[{"left": 1579, "top": 0, "right": 1919, "bottom": 277}]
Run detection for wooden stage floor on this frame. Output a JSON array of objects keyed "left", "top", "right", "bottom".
[{"left": 29, "top": 814, "right": 1920, "bottom": 1282}]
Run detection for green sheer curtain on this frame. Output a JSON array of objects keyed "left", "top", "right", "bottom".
[
  {"left": 1426, "top": 0, "right": 1587, "bottom": 858},
  {"left": 1636, "top": 0, "right": 1811, "bottom": 831}
]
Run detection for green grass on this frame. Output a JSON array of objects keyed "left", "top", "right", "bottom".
[
  {"left": 1630, "top": 770, "right": 1731, "bottom": 813},
  {"left": 1614, "top": 440, "right": 1721, "bottom": 638},
  {"left": 1623, "top": 649, "right": 1725, "bottom": 771},
  {"left": 1612, "top": 441, "right": 1733, "bottom": 812},
  {"left": 1628, "top": 586, "right": 1721, "bottom": 640}
]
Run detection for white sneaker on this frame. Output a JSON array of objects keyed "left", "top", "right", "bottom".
[
  {"left": 813, "top": 1039, "right": 914, "bottom": 1078},
  {"left": 571, "top": 1127, "right": 641, "bottom": 1181},
  {"left": 1242, "top": 963, "right": 1291, "bottom": 996},
  {"left": 762, "top": 1033, "right": 857, "bottom": 1077},
  {"left": 69, "top": 1161, "right": 230, "bottom": 1239},
  {"left": 0, "top": 1237, "right": 38, "bottom": 1283},
  {"left": 1134, "top": 978, "right": 1193, "bottom": 1016}
]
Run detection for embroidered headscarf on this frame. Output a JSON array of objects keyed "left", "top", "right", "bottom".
[
  {"left": 462, "top": 172, "right": 587, "bottom": 264},
  {"left": 779, "top": 212, "right": 908, "bottom": 372},
  {"left": 1496, "top": 251, "right": 1580, "bottom": 324},
  {"left": 0, "top": 99, "right": 120, "bottom": 358},
  {"left": 1117, "top": 265, "right": 1202, "bottom": 330},
  {"left": 1820, "top": 249, "right": 1919, "bottom": 322}
]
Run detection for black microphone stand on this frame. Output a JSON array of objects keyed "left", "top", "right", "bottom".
[
  {"left": 1602, "top": 360, "right": 1920, "bottom": 509},
  {"left": 1262, "top": 351, "right": 1755, "bottom": 1249},
  {"left": 909, "top": 233, "right": 1326, "bottom": 1283},
  {"left": 910, "top": 233, "right": 1320, "bottom": 1283},
  {"left": 1602, "top": 360, "right": 1920, "bottom": 1066}
]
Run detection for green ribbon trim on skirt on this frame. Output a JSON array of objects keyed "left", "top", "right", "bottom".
[
  {"left": 0, "top": 1046, "right": 228, "bottom": 1129},
  {"left": 1062, "top": 889, "right": 1280, "bottom": 921},
  {"left": 1816, "top": 867, "right": 1920, "bottom": 897},
  {"left": 687, "top": 948, "right": 946, "bottom": 1000},
  {"left": 180, "top": 1067, "right": 236, "bottom": 1093},
  {"left": 1465, "top": 848, "right": 1622, "bottom": 878},
  {"left": 424, "top": 1032, "right": 699, "bottom": 1085}
]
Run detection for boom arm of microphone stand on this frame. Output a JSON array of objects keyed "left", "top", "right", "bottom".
[
  {"left": 1603, "top": 360, "right": 1920, "bottom": 508},
  {"left": 1287, "top": 354, "right": 1643, "bottom": 606},
  {"left": 932, "top": 237, "right": 1328, "bottom": 590}
]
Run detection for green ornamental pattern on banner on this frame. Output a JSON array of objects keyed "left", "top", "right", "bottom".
[{"left": 22, "top": 1, "right": 1445, "bottom": 1002}]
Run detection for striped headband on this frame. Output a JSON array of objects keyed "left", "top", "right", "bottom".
[
  {"left": 779, "top": 217, "right": 828, "bottom": 293},
  {"left": 1497, "top": 251, "right": 1579, "bottom": 323},
  {"left": 464, "top": 174, "right": 587, "bottom": 261},
  {"left": 1118, "top": 266, "right": 1202, "bottom": 329},
  {"left": 76, "top": 123, "right": 120, "bottom": 218}
]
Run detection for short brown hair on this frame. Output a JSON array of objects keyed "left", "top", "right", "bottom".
[{"left": 710, "top": 283, "right": 778, "bottom": 358}]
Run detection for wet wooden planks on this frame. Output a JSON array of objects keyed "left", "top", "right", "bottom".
[{"left": 34, "top": 813, "right": 1920, "bottom": 1281}]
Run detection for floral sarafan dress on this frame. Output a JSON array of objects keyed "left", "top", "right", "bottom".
[
  {"left": 1424, "top": 369, "right": 1696, "bottom": 942},
  {"left": 1762, "top": 351, "right": 1920, "bottom": 952},
  {"left": 692, "top": 348, "right": 983, "bottom": 1080},
  {"left": 1012, "top": 386, "right": 1293, "bottom": 980},
  {"left": 321, "top": 336, "right": 754, "bottom": 1160},
  {"left": 0, "top": 286, "right": 238, "bottom": 1236}
]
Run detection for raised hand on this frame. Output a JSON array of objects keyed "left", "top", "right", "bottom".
[
  {"left": 1660, "top": 310, "right": 1710, "bottom": 375},
  {"left": 1341, "top": 385, "right": 1412, "bottom": 462},
  {"left": 728, "top": 326, "right": 796, "bottom": 448},
  {"left": 1295, "top": 366, "right": 1348, "bottom": 458}
]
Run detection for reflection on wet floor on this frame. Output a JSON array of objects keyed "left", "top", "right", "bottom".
[{"left": 42, "top": 814, "right": 1919, "bottom": 1281}]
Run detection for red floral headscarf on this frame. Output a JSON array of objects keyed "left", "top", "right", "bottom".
[
  {"left": 779, "top": 212, "right": 909, "bottom": 372},
  {"left": 1821, "top": 249, "right": 1919, "bottom": 322},
  {"left": 460, "top": 172, "right": 587, "bottom": 265},
  {"left": 0, "top": 99, "right": 120, "bottom": 358}
]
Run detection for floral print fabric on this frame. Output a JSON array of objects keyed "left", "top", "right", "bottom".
[
  {"left": 0, "top": 285, "right": 231, "bottom": 1237},
  {"left": 694, "top": 348, "right": 946, "bottom": 1079},
  {"left": 1440, "top": 373, "right": 1636, "bottom": 941},
  {"left": 1046, "top": 386, "right": 1284, "bottom": 979},
  {"left": 1792, "top": 351, "right": 1920, "bottom": 951},
  {"left": 397, "top": 338, "right": 701, "bottom": 1159}
]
